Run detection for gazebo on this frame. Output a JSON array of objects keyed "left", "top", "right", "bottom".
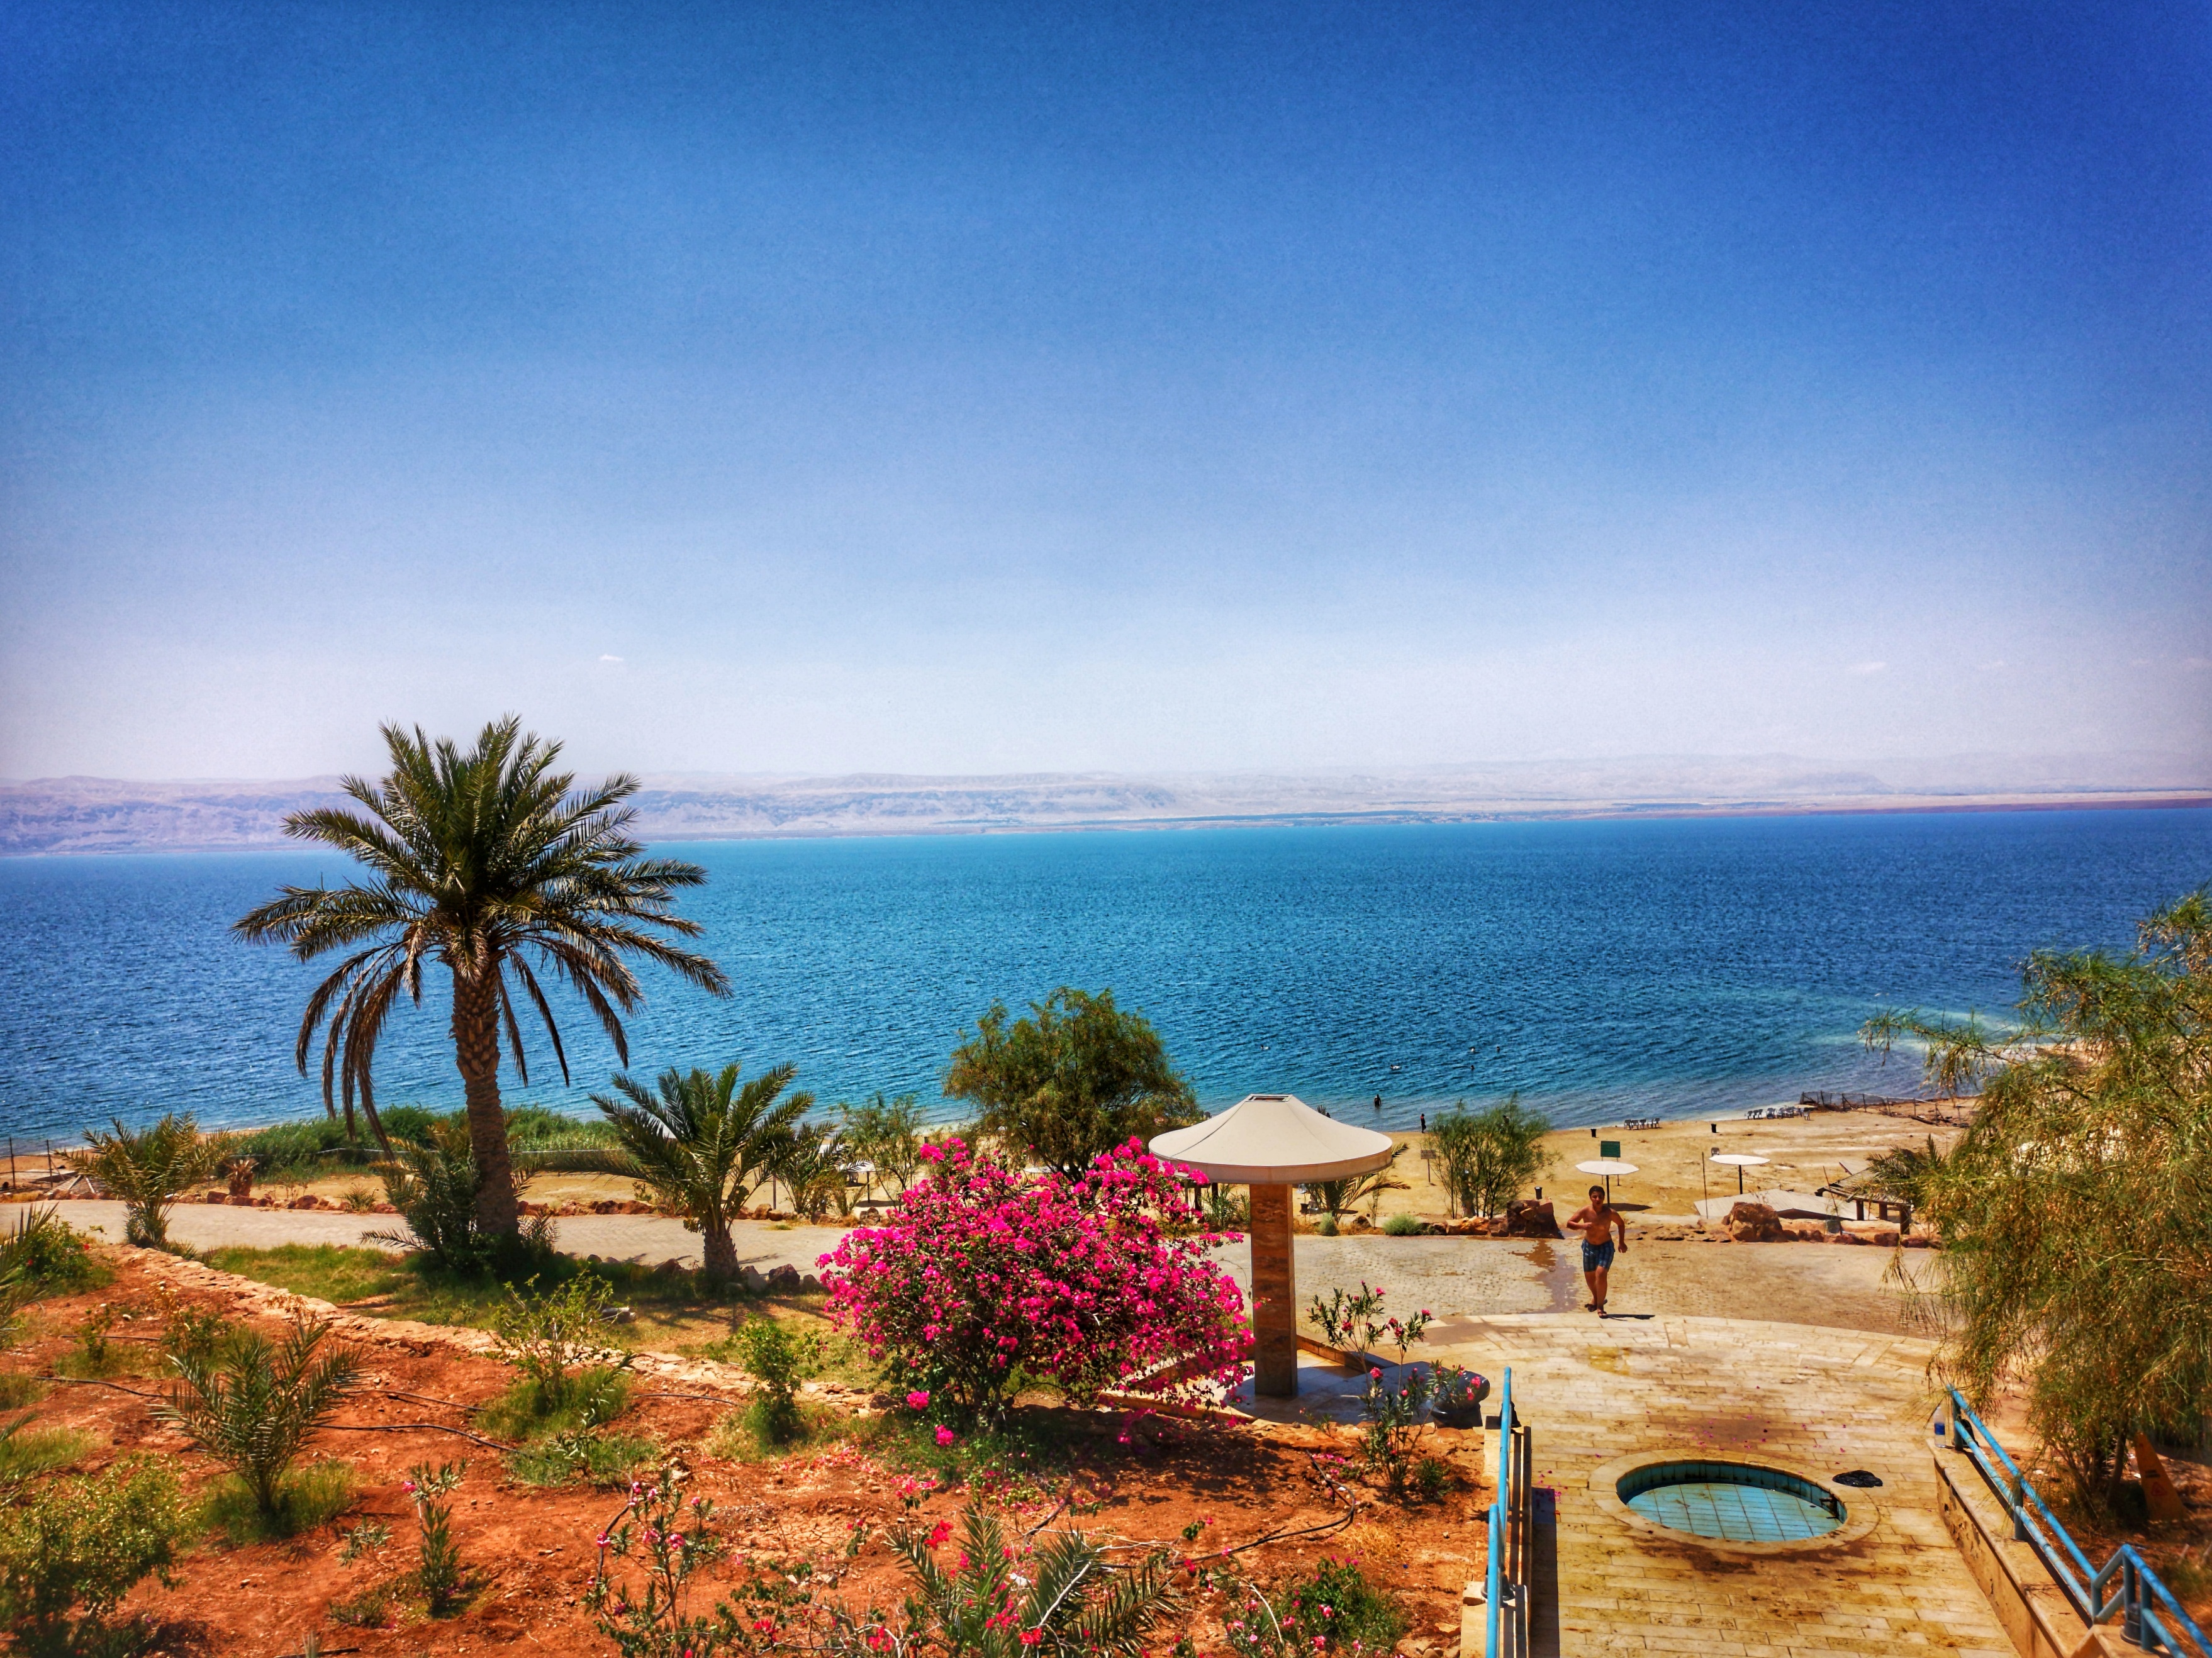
[{"left": 1150, "top": 1094, "right": 1395, "bottom": 1398}]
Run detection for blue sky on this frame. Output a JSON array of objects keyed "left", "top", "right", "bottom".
[{"left": 4, "top": 1, "right": 2207, "bottom": 779}]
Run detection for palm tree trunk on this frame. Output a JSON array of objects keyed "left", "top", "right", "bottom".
[
  {"left": 452, "top": 966, "right": 520, "bottom": 1237},
  {"left": 702, "top": 1219, "right": 737, "bottom": 1279}
]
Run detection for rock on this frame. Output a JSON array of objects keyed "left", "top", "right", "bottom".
[
  {"left": 600, "top": 1305, "right": 635, "bottom": 1325},
  {"left": 766, "top": 1264, "right": 802, "bottom": 1291},
  {"left": 1902, "top": 1235, "right": 1933, "bottom": 1249},
  {"left": 738, "top": 1265, "right": 767, "bottom": 1292},
  {"left": 288, "top": 1194, "right": 324, "bottom": 1211},
  {"left": 1497, "top": 1199, "right": 1565, "bottom": 1239},
  {"left": 1829, "top": 1228, "right": 1867, "bottom": 1244},
  {"left": 652, "top": 1258, "right": 684, "bottom": 1277},
  {"left": 203, "top": 1191, "right": 227, "bottom": 1205},
  {"left": 1870, "top": 1229, "right": 1900, "bottom": 1247},
  {"left": 799, "top": 1273, "right": 823, "bottom": 1293},
  {"left": 1725, "top": 1202, "right": 1785, "bottom": 1243}
]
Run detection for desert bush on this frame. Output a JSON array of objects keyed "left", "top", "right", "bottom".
[
  {"left": 407, "top": 1460, "right": 468, "bottom": 1615},
  {"left": 821, "top": 1137, "right": 1249, "bottom": 1422},
  {"left": 0, "top": 1456, "right": 186, "bottom": 1648},
  {"left": 0, "top": 1372, "right": 45, "bottom": 1409},
  {"left": 1224, "top": 1555, "right": 1406, "bottom": 1654},
  {"left": 329, "top": 1582, "right": 395, "bottom": 1628},
  {"left": 1381, "top": 1211, "right": 1426, "bottom": 1236},
  {"left": 510, "top": 1423, "right": 655, "bottom": 1489},
  {"left": 151, "top": 1281, "right": 230, "bottom": 1367},
  {"left": 78, "top": 1113, "right": 229, "bottom": 1249},
  {"left": 1865, "top": 887, "right": 2212, "bottom": 1515},
  {"left": 374, "top": 1121, "right": 548, "bottom": 1272},
  {"left": 0, "top": 1207, "right": 98, "bottom": 1309},
  {"left": 159, "top": 1311, "right": 362, "bottom": 1523},
  {"left": 837, "top": 1091, "right": 925, "bottom": 1198},
  {"left": 201, "top": 1457, "right": 357, "bottom": 1545},
  {"left": 730, "top": 1316, "right": 824, "bottom": 1445},
  {"left": 337, "top": 1517, "right": 391, "bottom": 1562},
  {"left": 1431, "top": 1096, "right": 1552, "bottom": 1218},
  {"left": 1357, "top": 1364, "right": 1436, "bottom": 1493},
  {"left": 490, "top": 1272, "right": 631, "bottom": 1402}
]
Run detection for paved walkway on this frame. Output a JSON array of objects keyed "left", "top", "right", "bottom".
[
  {"left": 53, "top": 1201, "right": 1930, "bottom": 1332},
  {"left": 1422, "top": 1315, "right": 2009, "bottom": 1658}
]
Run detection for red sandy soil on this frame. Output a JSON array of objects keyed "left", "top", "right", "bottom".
[{"left": 6, "top": 1250, "right": 1488, "bottom": 1655}]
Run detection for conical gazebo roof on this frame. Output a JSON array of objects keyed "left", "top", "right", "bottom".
[{"left": 1149, "top": 1093, "right": 1395, "bottom": 1185}]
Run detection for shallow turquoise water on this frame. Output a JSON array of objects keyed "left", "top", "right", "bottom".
[{"left": 0, "top": 808, "right": 2205, "bottom": 1141}]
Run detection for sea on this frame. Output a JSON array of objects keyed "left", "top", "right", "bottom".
[{"left": 1, "top": 808, "right": 2206, "bottom": 1146}]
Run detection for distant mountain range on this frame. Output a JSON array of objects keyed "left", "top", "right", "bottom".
[{"left": 3, "top": 751, "right": 2204, "bottom": 857}]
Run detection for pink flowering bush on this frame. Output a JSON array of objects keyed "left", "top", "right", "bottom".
[{"left": 819, "top": 1137, "right": 1251, "bottom": 1420}]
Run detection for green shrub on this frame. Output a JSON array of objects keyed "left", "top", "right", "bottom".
[
  {"left": 1381, "top": 1212, "right": 1427, "bottom": 1237},
  {"left": 0, "top": 1372, "right": 46, "bottom": 1410},
  {"left": 57, "top": 1305, "right": 142, "bottom": 1380},
  {"left": 481, "top": 1364, "right": 632, "bottom": 1445},
  {"left": 727, "top": 1317, "right": 822, "bottom": 1445},
  {"left": 329, "top": 1582, "right": 394, "bottom": 1628},
  {"left": 337, "top": 1518, "right": 391, "bottom": 1562},
  {"left": 1269, "top": 1555, "right": 1406, "bottom": 1652},
  {"left": 489, "top": 1273, "right": 630, "bottom": 1405},
  {"left": 200, "top": 1457, "right": 358, "bottom": 1545},
  {"left": 0, "top": 1457, "right": 186, "bottom": 1646},
  {"left": 158, "top": 1311, "right": 362, "bottom": 1522},
  {"left": 509, "top": 1427, "right": 656, "bottom": 1489},
  {"left": 0, "top": 1207, "right": 99, "bottom": 1305}
]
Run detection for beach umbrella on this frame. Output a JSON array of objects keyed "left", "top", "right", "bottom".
[
  {"left": 1575, "top": 1156, "right": 1638, "bottom": 1201},
  {"left": 1709, "top": 1151, "right": 1770, "bottom": 1195},
  {"left": 1151, "top": 1095, "right": 1394, "bottom": 1399}
]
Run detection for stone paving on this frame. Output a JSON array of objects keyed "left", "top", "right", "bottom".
[{"left": 1421, "top": 1314, "right": 2013, "bottom": 1658}]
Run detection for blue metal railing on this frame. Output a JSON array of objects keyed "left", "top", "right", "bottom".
[
  {"left": 1485, "top": 1369, "right": 1529, "bottom": 1658},
  {"left": 1945, "top": 1388, "right": 2207, "bottom": 1658}
]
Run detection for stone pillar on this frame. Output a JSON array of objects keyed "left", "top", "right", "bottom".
[{"left": 1250, "top": 1182, "right": 1297, "bottom": 1398}]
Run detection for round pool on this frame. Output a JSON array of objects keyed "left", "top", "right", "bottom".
[{"left": 1617, "top": 1460, "right": 1844, "bottom": 1544}]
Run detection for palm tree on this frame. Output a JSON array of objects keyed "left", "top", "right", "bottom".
[
  {"left": 586, "top": 1064, "right": 812, "bottom": 1277},
  {"left": 79, "top": 1114, "right": 230, "bottom": 1249},
  {"left": 235, "top": 718, "right": 730, "bottom": 1235}
]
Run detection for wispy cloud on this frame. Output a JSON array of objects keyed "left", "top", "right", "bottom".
[
  {"left": 1848, "top": 660, "right": 1887, "bottom": 676},
  {"left": 599, "top": 654, "right": 625, "bottom": 663}
]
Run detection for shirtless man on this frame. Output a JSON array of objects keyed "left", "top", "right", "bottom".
[{"left": 1568, "top": 1184, "right": 1628, "bottom": 1314}]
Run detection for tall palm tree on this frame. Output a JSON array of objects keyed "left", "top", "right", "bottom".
[
  {"left": 587, "top": 1064, "right": 812, "bottom": 1277},
  {"left": 235, "top": 718, "right": 730, "bottom": 1235}
]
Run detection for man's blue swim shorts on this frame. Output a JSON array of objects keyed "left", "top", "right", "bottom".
[{"left": 1581, "top": 1239, "right": 1615, "bottom": 1272}]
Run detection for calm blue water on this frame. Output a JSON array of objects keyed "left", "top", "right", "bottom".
[{"left": 0, "top": 810, "right": 2205, "bottom": 1144}]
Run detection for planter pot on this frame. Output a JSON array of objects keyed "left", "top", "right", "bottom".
[{"left": 1433, "top": 1402, "right": 1485, "bottom": 1429}]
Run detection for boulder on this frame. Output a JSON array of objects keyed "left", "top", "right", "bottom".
[
  {"left": 1828, "top": 1228, "right": 1867, "bottom": 1245},
  {"left": 800, "top": 1273, "right": 824, "bottom": 1293},
  {"left": 1497, "top": 1199, "right": 1565, "bottom": 1239},
  {"left": 738, "top": 1264, "right": 768, "bottom": 1293},
  {"left": 766, "top": 1264, "right": 803, "bottom": 1291},
  {"left": 1725, "top": 1202, "right": 1785, "bottom": 1243}
]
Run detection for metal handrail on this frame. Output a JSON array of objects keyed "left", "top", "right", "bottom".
[
  {"left": 1946, "top": 1389, "right": 2207, "bottom": 1658},
  {"left": 1486, "top": 1367, "right": 1512, "bottom": 1658}
]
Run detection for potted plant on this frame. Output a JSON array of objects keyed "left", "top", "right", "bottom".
[{"left": 1430, "top": 1364, "right": 1490, "bottom": 1428}]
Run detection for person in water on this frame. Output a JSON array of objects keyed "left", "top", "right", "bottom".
[{"left": 1568, "top": 1184, "right": 1628, "bottom": 1313}]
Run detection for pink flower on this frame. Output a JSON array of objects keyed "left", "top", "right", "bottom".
[
  {"left": 907, "top": 1390, "right": 930, "bottom": 1410},
  {"left": 936, "top": 1427, "right": 958, "bottom": 1447}
]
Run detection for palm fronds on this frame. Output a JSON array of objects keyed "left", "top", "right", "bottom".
[
  {"left": 77, "top": 1115, "right": 227, "bottom": 1249},
  {"left": 233, "top": 718, "right": 730, "bottom": 1236},
  {"left": 585, "top": 1064, "right": 811, "bottom": 1274},
  {"left": 159, "top": 1313, "right": 362, "bottom": 1518}
]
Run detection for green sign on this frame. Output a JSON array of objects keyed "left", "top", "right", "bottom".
[{"left": 1599, "top": 1140, "right": 1621, "bottom": 1159}]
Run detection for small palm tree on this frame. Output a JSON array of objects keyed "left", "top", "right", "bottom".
[
  {"left": 1303, "top": 1143, "right": 1410, "bottom": 1224},
  {"left": 586, "top": 1064, "right": 811, "bottom": 1277},
  {"left": 234, "top": 718, "right": 730, "bottom": 1236},
  {"left": 78, "top": 1115, "right": 228, "bottom": 1249},
  {"left": 776, "top": 1124, "right": 857, "bottom": 1221},
  {"left": 159, "top": 1313, "right": 362, "bottom": 1521}
]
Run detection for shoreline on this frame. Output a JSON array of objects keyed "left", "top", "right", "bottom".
[{"left": 2, "top": 787, "right": 2203, "bottom": 861}]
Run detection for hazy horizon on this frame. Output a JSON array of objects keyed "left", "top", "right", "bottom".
[{"left": 6, "top": 3, "right": 2208, "bottom": 780}]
